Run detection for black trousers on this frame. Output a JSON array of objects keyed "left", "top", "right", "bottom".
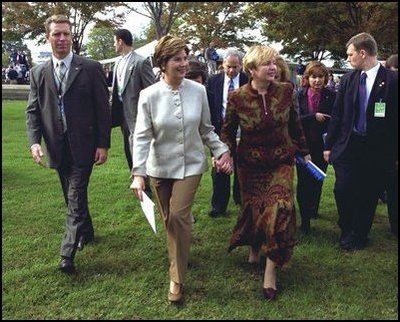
[
  {"left": 121, "top": 119, "right": 152, "bottom": 196},
  {"left": 57, "top": 136, "right": 93, "bottom": 259},
  {"left": 332, "top": 133, "right": 386, "bottom": 242},
  {"left": 296, "top": 141, "right": 328, "bottom": 221},
  {"left": 386, "top": 164, "right": 398, "bottom": 236},
  {"left": 211, "top": 164, "right": 240, "bottom": 213}
]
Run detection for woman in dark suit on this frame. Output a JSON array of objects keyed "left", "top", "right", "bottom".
[{"left": 296, "top": 61, "right": 336, "bottom": 234}]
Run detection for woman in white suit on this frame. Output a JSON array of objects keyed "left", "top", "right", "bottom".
[{"left": 130, "top": 35, "right": 232, "bottom": 304}]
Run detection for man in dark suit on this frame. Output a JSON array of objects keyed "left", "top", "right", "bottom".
[
  {"left": 26, "top": 15, "right": 111, "bottom": 273},
  {"left": 206, "top": 49, "right": 248, "bottom": 217},
  {"left": 324, "top": 32, "right": 398, "bottom": 250}
]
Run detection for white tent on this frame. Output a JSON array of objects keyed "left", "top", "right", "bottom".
[{"left": 99, "top": 40, "right": 157, "bottom": 66}]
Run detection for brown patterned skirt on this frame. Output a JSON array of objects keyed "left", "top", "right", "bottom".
[{"left": 229, "top": 164, "right": 297, "bottom": 268}]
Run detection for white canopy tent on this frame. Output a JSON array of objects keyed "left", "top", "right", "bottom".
[{"left": 99, "top": 40, "right": 157, "bottom": 67}]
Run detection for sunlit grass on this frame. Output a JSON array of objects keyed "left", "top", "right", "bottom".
[{"left": 2, "top": 100, "right": 398, "bottom": 319}]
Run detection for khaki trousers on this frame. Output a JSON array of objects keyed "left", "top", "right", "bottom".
[{"left": 150, "top": 175, "right": 202, "bottom": 284}]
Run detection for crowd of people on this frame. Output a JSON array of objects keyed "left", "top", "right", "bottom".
[
  {"left": 26, "top": 14, "right": 397, "bottom": 306},
  {"left": 3, "top": 49, "right": 30, "bottom": 84}
]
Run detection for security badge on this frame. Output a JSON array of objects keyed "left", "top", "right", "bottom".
[{"left": 374, "top": 101, "right": 386, "bottom": 117}]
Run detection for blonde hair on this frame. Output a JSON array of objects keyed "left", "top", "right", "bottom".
[
  {"left": 154, "top": 35, "right": 189, "bottom": 72},
  {"left": 243, "top": 45, "right": 278, "bottom": 75},
  {"left": 303, "top": 61, "right": 329, "bottom": 86},
  {"left": 45, "top": 14, "right": 71, "bottom": 36}
]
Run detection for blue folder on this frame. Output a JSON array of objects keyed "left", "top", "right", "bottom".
[{"left": 295, "top": 154, "right": 327, "bottom": 182}]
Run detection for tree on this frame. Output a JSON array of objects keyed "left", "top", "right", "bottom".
[
  {"left": 247, "top": 2, "right": 398, "bottom": 64},
  {"left": 86, "top": 27, "right": 115, "bottom": 61},
  {"left": 126, "top": 2, "right": 185, "bottom": 40},
  {"left": 173, "top": 2, "right": 254, "bottom": 51},
  {"left": 2, "top": 2, "right": 126, "bottom": 55}
]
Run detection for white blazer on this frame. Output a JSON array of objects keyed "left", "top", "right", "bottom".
[{"left": 132, "top": 78, "right": 229, "bottom": 179}]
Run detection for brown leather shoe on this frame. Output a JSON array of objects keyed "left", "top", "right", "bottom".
[
  {"left": 263, "top": 287, "right": 277, "bottom": 300},
  {"left": 168, "top": 284, "right": 184, "bottom": 303}
]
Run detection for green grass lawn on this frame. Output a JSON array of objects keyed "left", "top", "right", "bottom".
[{"left": 2, "top": 100, "right": 398, "bottom": 319}]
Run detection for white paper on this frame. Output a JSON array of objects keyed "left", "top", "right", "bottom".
[{"left": 140, "top": 192, "right": 157, "bottom": 233}]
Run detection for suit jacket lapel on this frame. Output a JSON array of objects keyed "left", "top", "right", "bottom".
[
  {"left": 351, "top": 71, "right": 361, "bottom": 107},
  {"left": 64, "top": 54, "right": 82, "bottom": 94},
  {"left": 217, "top": 73, "right": 224, "bottom": 113},
  {"left": 368, "top": 65, "right": 386, "bottom": 108},
  {"left": 122, "top": 53, "right": 136, "bottom": 94},
  {"left": 42, "top": 60, "right": 58, "bottom": 98}
]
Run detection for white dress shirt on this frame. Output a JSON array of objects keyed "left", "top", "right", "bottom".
[
  {"left": 363, "top": 62, "right": 380, "bottom": 105},
  {"left": 222, "top": 73, "right": 240, "bottom": 118}
]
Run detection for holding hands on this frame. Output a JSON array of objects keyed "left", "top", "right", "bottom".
[{"left": 214, "top": 152, "right": 233, "bottom": 175}]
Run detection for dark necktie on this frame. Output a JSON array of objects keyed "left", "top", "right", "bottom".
[
  {"left": 56, "top": 61, "right": 67, "bottom": 132},
  {"left": 355, "top": 72, "right": 367, "bottom": 134},
  {"left": 228, "top": 78, "right": 235, "bottom": 93},
  {"left": 222, "top": 79, "right": 235, "bottom": 120},
  {"left": 56, "top": 61, "right": 67, "bottom": 92}
]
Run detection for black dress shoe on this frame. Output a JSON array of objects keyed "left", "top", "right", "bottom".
[
  {"left": 300, "top": 220, "right": 311, "bottom": 235},
  {"left": 339, "top": 231, "right": 354, "bottom": 250},
  {"left": 263, "top": 287, "right": 278, "bottom": 300},
  {"left": 77, "top": 236, "right": 85, "bottom": 251},
  {"left": 347, "top": 237, "right": 369, "bottom": 251},
  {"left": 59, "top": 257, "right": 76, "bottom": 274},
  {"left": 208, "top": 210, "right": 225, "bottom": 218},
  {"left": 77, "top": 235, "right": 94, "bottom": 251}
]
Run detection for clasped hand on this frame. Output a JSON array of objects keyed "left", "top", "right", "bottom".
[{"left": 214, "top": 152, "right": 233, "bottom": 175}]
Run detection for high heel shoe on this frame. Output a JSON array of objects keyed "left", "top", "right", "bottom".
[
  {"left": 168, "top": 283, "right": 184, "bottom": 303},
  {"left": 263, "top": 287, "right": 278, "bottom": 300}
]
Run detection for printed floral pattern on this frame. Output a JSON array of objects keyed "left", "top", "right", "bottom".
[{"left": 222, "top": 82, "right": 308, "bottom": 267}]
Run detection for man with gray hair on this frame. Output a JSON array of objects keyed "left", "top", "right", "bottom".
[{"left": 207, "top": 49, "right": 248, "bottom": 217}]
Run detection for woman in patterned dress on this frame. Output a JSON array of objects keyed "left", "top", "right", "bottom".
[{"left": 220, "top": 45, "right": 310, "bottom": 300}]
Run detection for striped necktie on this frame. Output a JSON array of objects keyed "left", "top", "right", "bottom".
[
  {"left": 228, "top": 78, "right": 235, "bottom": 93},
  {"left": 56, "top": 61, "right": 67, "bottom": 132}
]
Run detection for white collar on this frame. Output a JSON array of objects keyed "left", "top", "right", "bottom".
[
  {"left": 52, "top": 52, "right": 73, "bottom": 69},
  {"left": 225, "top": 73, "right": 239, "bottom": 84},
  {"left": 363, "top": 62, "right": 380, "bottom": 79}
]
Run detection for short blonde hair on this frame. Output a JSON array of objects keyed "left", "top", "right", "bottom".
[
  {"left": 243, "top": 45, "right": 278, "bottom": 75},
  {"left": 45, "top": 14, "right": 71, "bottom": 36},
  {"left": 154, "top": 35, "right": 189, "bottom": 72}
]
